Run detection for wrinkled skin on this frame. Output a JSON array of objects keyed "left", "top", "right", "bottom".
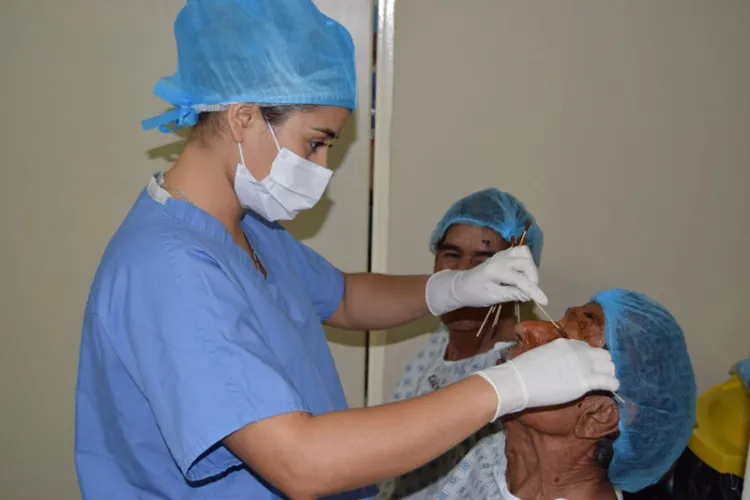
[
  {"left": 433, "top": 224, "right": 515, "bottom": 361},
  {"left": 501, "top": 304, "right": 620, "bottom": 500}
]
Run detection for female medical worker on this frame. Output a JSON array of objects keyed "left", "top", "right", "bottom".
[{"left": 74, "top": 1, "right": 619, "bottom": 499}]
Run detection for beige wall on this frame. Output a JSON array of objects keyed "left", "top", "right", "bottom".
[
  {"left": 0, "top": 1, "right": 372, "bottom": 498},
  {"left": 374, "top": 0, "right": 750, "bottom": 400}
]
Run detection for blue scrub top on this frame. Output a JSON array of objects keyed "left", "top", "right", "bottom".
[{"left": 75, "top": 175, "right": 376, "bottom": 499}]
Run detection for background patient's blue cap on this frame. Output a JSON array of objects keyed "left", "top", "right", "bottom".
[{"left": 430, "top": 189, "right": 543, "bottom": 266}]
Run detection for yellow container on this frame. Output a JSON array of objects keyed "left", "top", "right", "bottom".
[{"left": 688, "top": 374, "right": 750, "bottom": 477}]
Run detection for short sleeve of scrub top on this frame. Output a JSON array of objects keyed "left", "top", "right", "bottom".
[
  {"left": 278, "top": 231, "right": 344, "bottom": 321},
  {"left": 83, "top": 180, "right": 349, "bottom": 487}
]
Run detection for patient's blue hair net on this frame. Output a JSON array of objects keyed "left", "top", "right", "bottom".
[
  {"left": 591, "top": 289, "right": 696, "bottom": 492},
  {"left": 142, "top": 0, "right": 356, "bottom": 133},
  {"left": 429, "top": 189, "right": 543, "bottom": 266}
]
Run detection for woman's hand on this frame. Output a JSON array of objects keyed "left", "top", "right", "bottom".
[
  {"left": 425, "top": 246, "right": 548, "bottom": 316},
  {"left": 475, "top": 338, "right": 620, "bottom": 420}
]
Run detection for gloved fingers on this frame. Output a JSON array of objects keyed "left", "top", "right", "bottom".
[
  {"left": 507, "top": 259, "right": 540, "bottom": 289},
  {"left": 494, "top": 286, "right": 531, "bottom": 303},
  {"left": 507, "top": 245, "right": 534, "bottom": 261},
  {"left": 593, "top": 359, "right": 617, "bottom": 379},
  {"left": 568, "top": 344, "right": 619, "bottom": 392},
  {"left": 508, "top": 275, "right": 548, "bottom": 305},
  {"left": 531, "top": 286, "right": 548, "bottom": 306},
  {"left": 497, "top": 274, "right": 547, "bottom": 305},
  {"left": 587, "top": 374, "right": 621, "bottom": 393},
  {"left": 505, "top": 251, "right": 540, "bottom": 286},
  {"left": 487, "top": 247, "right": 538, "bottom": 285},
  {"left": 587, "top": 349, "right": 617, "bottom": 376}
]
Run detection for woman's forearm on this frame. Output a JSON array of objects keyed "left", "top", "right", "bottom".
[
  {"left": 298, "top": 376, "right": 495, "bottom": 494},
  {"left": 328, "top": 273, "right": 431, "bottom": 331},
  {"left": 225, "top": 376, "right": 496, "bottom": 498}
]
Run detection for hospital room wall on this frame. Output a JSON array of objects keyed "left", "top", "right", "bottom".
[
  {"left": 369, "top": 0, "right": 750, "bottom": 404},
  {"left": 0, "top": 1, "right": 372, "bottom": 499}
]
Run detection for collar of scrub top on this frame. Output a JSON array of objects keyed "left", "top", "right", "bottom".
[{"left": 146, "top": 172, "right": 270, "bottom": 262}]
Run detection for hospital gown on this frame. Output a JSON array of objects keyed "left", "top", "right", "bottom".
[{"left": 376, "top": 327, "right": 513, "bottom": 499}]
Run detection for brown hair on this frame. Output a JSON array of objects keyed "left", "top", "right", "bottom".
[{"left": 190, "top": 104, "right": 317, "bottom": 141}]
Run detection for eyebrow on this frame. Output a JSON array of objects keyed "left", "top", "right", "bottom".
[
  {"left": 474, "top": 250, "right": 496, "bottom": 258},
  {"left": 312, "top": 127, "right": 338, "bottom": 139},
  {"left": 437, "top": 243, "right": 495, "bottom": 257},
  {"left": 436, "top": 243, "right": 461, "bottom": 252}
]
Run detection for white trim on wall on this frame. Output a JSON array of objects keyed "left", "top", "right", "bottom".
[{"left": 366, "top": 0, "right": 396, "bottom": 407}]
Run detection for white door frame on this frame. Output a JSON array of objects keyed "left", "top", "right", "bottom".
[{"left": 367, "top": 0, "right": 397, "bottom": 407}]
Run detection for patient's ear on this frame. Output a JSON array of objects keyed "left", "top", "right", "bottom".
[{"left": 574, "top": 395, "right": 619, "bottom": 439}]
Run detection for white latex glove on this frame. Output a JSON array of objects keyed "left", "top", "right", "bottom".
[
  {"left": 425, "top": 246, "right": 548, "bottom": 316},
  {"left": 474, "top": 338, "right": 620, "bottom": 421}
]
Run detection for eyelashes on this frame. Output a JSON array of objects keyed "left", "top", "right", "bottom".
[{"left": 309, "top": 141, "right": 333, "bottom": 153}]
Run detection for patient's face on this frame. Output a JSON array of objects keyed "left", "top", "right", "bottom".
[
  {"left": 504, "top": 303, "right": 618, "bottom": 436},
  {"left": 509, "top": 303, "right": 607, "bottom": 352},
  {"left": 434, "top": 224, "right": 511, "bottom": 332}
]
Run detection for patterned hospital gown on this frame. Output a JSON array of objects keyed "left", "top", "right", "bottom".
[{"left": 376, "top": 327, "right": 513, "bottom": 499}]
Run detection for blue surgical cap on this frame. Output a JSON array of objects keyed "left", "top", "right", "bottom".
[
  {"left": 736, "top": 358, "right": 750, "bottom": 392},
  {"left": 592, "top": 289, "right": 696, "bottom": 492},
  {"left": 142, "top": 0, "right": 357, "bottom": 133},
  {"left": 429, "top": 189, "right": 543, "bottom": 266}
]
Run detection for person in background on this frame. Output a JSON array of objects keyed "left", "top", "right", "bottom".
[{"left": 377, "top": 188, "right": 543, "bottom": 499}]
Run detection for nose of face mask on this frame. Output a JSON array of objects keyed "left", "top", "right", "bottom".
[{"left": 233, "top": 121, "right": 333, "bottom": 221}]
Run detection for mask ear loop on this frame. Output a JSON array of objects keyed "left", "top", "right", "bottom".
[
  {"left": 237, "top": 120, "right": 282, "bottom": 166},
  {"left": 237, "top": 142, "right": 247, "bottom": 166},
  {"left": 265, "top": 120, "right": 281, "bottom": 151}
]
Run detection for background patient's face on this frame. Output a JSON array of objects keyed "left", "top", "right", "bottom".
[
  {"left": 505, "top": 303, "right": 618, "bottom": 437},
  {"left": 434, "top": 224, "right": 511, "bottom": 332}
]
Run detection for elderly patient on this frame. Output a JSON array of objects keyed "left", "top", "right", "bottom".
[
  {"left": 418, "top": 289, "right": 697, "bottom": 500},
  {"left": 377, "top": 188, "right": 543, "bottom": 499}
]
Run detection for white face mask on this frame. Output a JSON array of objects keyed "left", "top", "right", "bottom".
[{"left": 233, "top": 121, "right": 333, "bottom": 221}]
